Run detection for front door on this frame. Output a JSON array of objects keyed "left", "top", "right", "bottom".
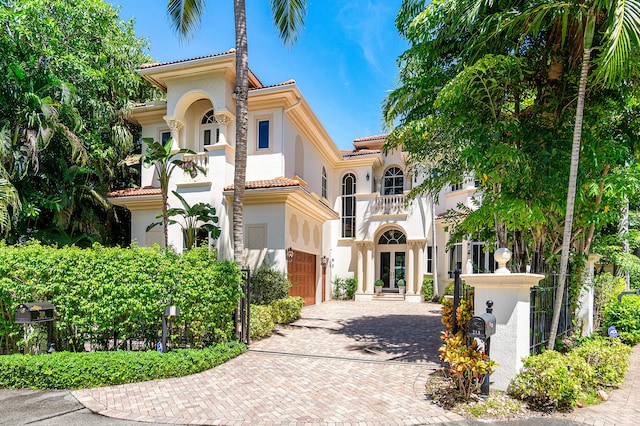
[{"left": 379, "top": 250, "right": 406, "bottom": 290}]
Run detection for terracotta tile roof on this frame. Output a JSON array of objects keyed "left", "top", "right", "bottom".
[
  {"left": 224, "top": 177, "right": 301, "bottom": 191},
  {"left": 107, "top": 186, "right": 162, "bottom": 198},
  {"left": 353, "top": 134, "right": 388, "bottom": 143},
  {"left": 251, "top": 79, "right": 296, "bottom": 90},
  {"left": 341, "top": 149, "right": 382, "bottom": 158},
  {"left": 140, "top": 49, "right": 236, "bottom": 69}
]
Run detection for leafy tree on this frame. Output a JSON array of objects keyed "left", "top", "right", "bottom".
[
  {"left": 141, "top": 137, "right": 204, "bottom": 248},
  {"left": 384, "top": 0, "right": 640, "bottom": 349},
  {"left": 0, "top": 0, "right": 158, "bottom": 244},
  {"left": 147, "top": 190, "right": 221, "bottom": 250},
  {"left": 167, "top": 0, "right": 307, "bottom": 266}
]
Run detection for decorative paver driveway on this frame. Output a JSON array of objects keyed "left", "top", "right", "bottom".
[{"left": 74, "top": 300, "right": 464, "bottom": 425}]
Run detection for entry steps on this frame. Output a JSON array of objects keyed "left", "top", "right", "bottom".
[{"left": 372, "top": 293, "right": 405, "bottom": 301}]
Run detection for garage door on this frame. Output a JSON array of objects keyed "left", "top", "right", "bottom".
[{"left": 288, "top": 250, "right": 316, "bottom": 306}]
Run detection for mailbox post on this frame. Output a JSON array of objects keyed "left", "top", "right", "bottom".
[
  {"left": 15, "top": 302, "right": 56, "bottom": 353},
  {"left": 467, "top": 300, "right": 496, "bottom": 397}
]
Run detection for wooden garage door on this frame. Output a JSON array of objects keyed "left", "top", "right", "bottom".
[{"left": 288, "top": 251, "right": 316, "bottom": 306}]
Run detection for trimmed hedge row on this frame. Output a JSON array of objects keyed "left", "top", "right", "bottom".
[
  {"left": 250, "top": 296, "right": 304, "bottom": 339},
  {"left": 0, "top": 242, "right": 243, "bottom": 353},
  {"left": 0, "top": 341, "right": 246, "bottom": 389}
]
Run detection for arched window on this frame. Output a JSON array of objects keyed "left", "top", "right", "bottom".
[
  {"left": 321, "top": 166, "right": 327, "bottom": 199},
  {"left": 201, "top": 110, "right": 219, "bottom": 146},
  {"left": 378, "top": 229, "right": 406, "bottom": 245},
  {"left": 341, "top": 173, "right": 356, "bottom": 238},
  {"left": 383, "top": 167, "right": 404, "bottom": 195}
]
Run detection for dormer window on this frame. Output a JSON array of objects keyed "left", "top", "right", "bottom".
[
  {"left": 201, "top": 110, "right": 219, "bottom": 146},
  {"left": 383, "top": 167, "right": 404, "bottom": 195}
]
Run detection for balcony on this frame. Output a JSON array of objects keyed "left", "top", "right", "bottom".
[
  {"left": 179, "top": 152, "right": 211, "bottom": 187},
  {"left": 374, "top": 194, "right": 406, "bottom": 215}
]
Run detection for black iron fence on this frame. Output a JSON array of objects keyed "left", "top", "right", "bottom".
[{"left": 530, "top": 272, "right": 573, "bottom": 353}]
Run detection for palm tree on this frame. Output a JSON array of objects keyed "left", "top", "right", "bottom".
[
  {"left": 0, "top": 177, "right": 20, "bottom": 236},
  {"left": 142, "top": 136, "right": 204, "bottom": 248},
  {"left": 167, "top": 0, "right": 307, "bottom": 266},
  {"left": 147, "top": 190, "right": 221, "bottom": 250}
]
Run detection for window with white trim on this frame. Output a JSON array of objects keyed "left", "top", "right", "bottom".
[
  {"left": 426, "top": 246, "right": 434, "bottom": 273},
  {"left": 341, "top": 173, "right": 356, "bottom": 238},
  {"left": 257, "top": 119, "right": 270, "bottom": 150},
  {"left": 321, "top": 166, "right": 327, "bottom": 199},
  {"left": 383, "top": 167, "right": 404, "bottom": 195},
  {"left": 472, "top": 241, "right": 496, "bottom": 273},
  {"left": 448, "top": 242, "right": 462, "bottom": 273}
]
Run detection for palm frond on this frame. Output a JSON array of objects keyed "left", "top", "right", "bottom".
[
  {"left": 167, "top": 0, "right": 206, "bottom": 39},
  {"left": 598, "top": 0, "right": 640, "bottom": 85},
  {"left": 270, "top": 0, "right": 307, "bottom": 47}
]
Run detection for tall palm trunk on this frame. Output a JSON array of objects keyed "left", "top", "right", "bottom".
[
  {"left": 547, "top": 18, "right": 595, "bottom": 351},
  {"left": 233, "top": 0, "right": 248, "bottom": 267}
]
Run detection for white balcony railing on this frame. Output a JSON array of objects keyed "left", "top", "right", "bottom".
[{"left": 374, "top": 194, "right": 406, "bottom": 215}]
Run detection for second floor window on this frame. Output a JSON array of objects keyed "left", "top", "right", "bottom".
[
  {"left": 341, "top": 173, "right": 356, "bottom": 238},
  {"left": 257, "top": 119, "right": 270, "bottom": 150},
  {"left": 383, "top": 167, "right": 404, "bottom": 195},
  {"left": 321, "top": 166, "right": 327, "bottom": 199},
  {"left": 201, "top": 110, "right": 219, "bottom": 146}
]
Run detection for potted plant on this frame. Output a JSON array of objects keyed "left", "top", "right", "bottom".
[
  {"left": 397, "top": 279, "right": 406, "bottom": 294},
  {"left": 374, "top": 279, "right": 384, "bottom": 294}
]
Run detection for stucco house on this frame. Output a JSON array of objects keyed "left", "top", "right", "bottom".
[{"left": 108, "top": 49, "right": 488, "bottom": 305}]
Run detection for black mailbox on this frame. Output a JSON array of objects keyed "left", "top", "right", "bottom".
[
  {"left": 15, "top": 302, "right": 55, "bottom": 324},
  {"left": 467, "top": 312, "right": 496, "bottom": 340}
]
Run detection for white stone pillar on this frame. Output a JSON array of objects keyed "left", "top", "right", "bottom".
[
  {"left": 356, "top": 243, "right": 364, "bottom": 294},
  {"left": 164, "top": 117, "right": 184, "bottom": 153},
  {"left": 417, "top": 242, "right": 425, "bottom": 295},
  {"left": 365, "top": 242, "right": 374, "bottom": 294},
  {"left": 407, "top": 243, "right": 415, "bottom": 295},
  {"left": 577, "top": 253, "right": 601, "bottom": 337},
  {"left": 462, "top": 248, "right": 544, "bottom": 391}
]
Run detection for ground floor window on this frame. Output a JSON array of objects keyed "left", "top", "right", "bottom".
[
  {"left": 472, "top": 241, "right": 496, "bottom": 273},
  {"left": 448, "top": 242, "right": 462, "bottom": 274}
]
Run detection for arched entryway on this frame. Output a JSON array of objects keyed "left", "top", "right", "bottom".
[{"left": 377, "top": 229, "right": 406, "bottom": 291}]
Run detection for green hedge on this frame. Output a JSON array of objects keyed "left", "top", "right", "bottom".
[
  {"left": 601, "top": 295, "right": 640, "bottom": 345},
  {"left": 250, "top": 296, "right": 305, "bottom": 339},
  {"left": 0, "top": 242, "right": 243, "bottom": 354},
  {"left": 0, "top": 341, "right": 245, "bottom": 389},
  {"left": 510, "top": 337, "right": 632, "bottom": 411}
]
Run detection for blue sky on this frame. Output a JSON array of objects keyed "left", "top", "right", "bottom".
[{"left": 108, "top": 1, "right": 407, "bottom": 149}]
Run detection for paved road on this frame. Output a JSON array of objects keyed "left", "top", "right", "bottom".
[{"left": 2, "top": 300, "right": 636, "bottom": 425}]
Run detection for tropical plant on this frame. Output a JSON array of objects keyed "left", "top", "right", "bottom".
[
  {"left": 0, "top": 178, "right": 20, "bottom": 235},
  {"left": 141, "top": 137, "right": 204, "bottom": 247},
  {"left": 167, "top": 0, "right": 308, "bottom": 266},
  {"left": 147, "top": 190, "right": 220, "bottom": 250}
]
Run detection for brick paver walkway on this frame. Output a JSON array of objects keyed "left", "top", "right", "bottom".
[
  {"left": 73, "top": 301, "right": 464, "bottom": 425},
  {"left": 72, "top": 300, "right": 640, "bottom": 425}
]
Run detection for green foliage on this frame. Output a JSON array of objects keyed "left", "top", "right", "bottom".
[
  {"left": 593, "top": 273, "right": 626, "bottom": 331},
  {"left": 249, "top": 267, "right": 291, "bottom": 305},
  {"left": 422, "top": 277, "right": 434, "bottom": 301},
  {"left": 572, "top": 337, "right": 631, "bottom": 389},
  {"left": 333, "top": 277, "right": 357, "bottom": 299},
  {"left": 269, "top": 296, "right": 304, "bottom": 324},
  {"left": 510, "top": 336, "right": 633, "bottom": 412},
  {"left": 509, "top": 350, "right": 585, "bottom": 412},
  {"left": 0, "top": 242, "right": 243, "bottom": 354},
  {"left": 602, "top": 295, "right": 640, "bottom": 345},
  {"left": 249, "top": 304, "right": 275, "bottom": 339},
  {"left": 0, "top": 341, "right": 245, "bottom": 389},
  {"left": 0, "top": 0, "right": 159, "bottom": 245}
]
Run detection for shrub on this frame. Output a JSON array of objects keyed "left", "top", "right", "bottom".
[
  {"left": 250, "top": 304, "right": 275, "bottom": 339},
  {"left": 601, "top": 294, "right": 640, "bottom": 345},
  {"left": 269, "top": 296, "right": 304, "bottom": 324},
  {"left": 422, "top": 277, "right": 434, "bottom": 301},
  {"left": 0, "top": 242, "right": 243, "bottom": 354},
  {"left": 0, "top": 341, "right": 245, "bottom": 389},
  {"left": 250, "top": 267, "right": 291, "bottom": 305},
  {"left": 333, "top": 277, "right": 357, "bottom": 299},
  {"left": 509, "top": 350, "right": 586, "bottom": 411},
  {"left": 593, "top": 273, "right": 626, "bottom": 331},
  {"left": 572, "top": 337, "right": 631, "bottom": 389}
]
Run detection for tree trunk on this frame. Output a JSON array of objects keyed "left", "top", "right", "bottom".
[
  {"left": 233, "top": 0, "right": 248, "bottom": 267},
  {"left": 547, "top": 30, "right": 593, "bottom": 350}
]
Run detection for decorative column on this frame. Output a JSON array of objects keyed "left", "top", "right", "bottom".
[
  {"left": 164, "top": 116, "right": 184, "bottom": 153},
  {"left": 356, "top": 243, "right": 364, "bottom": 295},
  {"left": 462, "top": 248, "right": 545, "bottom": 391},
  {"left": 365, "top": 242, "right": 374, "bottom": 294},
  {"left": 576, "top": 253, "right": 601, "bottom": 337},
  {"left": 406, "top": 242, "right": 415, "bottom": 295}
]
